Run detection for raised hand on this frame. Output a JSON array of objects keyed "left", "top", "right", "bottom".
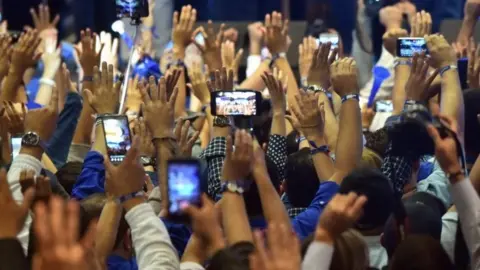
[
  {"left": 315, "top": 192, "right": 367, "bottom": 243},
  {"left": 405, "top": 53, "right": 439, "bottom": 101},
  {"left": 172, "top": 5, "right": 197, "bottom": 51},
  {"left": 210, "top": 67, "right": 234, "bottom": 91},
  {"left": 19, "top": 170, "right": 51, "bottom": 205},
  {"left": 464, "top": 0, "right": 480, "bottom": 21},
  {"left": 379, "top": 5, "right": 403, "bottom": 30},
  {"left": 425, "top": 34, "right": 457, "bottom": 69},
  {"left": 75, "top": 29, "right": 103, "bottom": 75},
  {"left": 221, "top": 40, "right": 243, "bottom": 82},
  {"left": 140, "top": 76, "right": 179, "bottom": 139},
  {"left": 98, "top": 31, "right": 119, "bottom": 68},
  {"left": 468, "top": 39, "right": 480, "bottom": 89},
  {"left": 247, "top": 22, "right": 265, "bottom": 54},
  {"left": 187, "top": 62, "right": 210, "bottom": 104},
  {"left": 29, "top": 4, "right": 60, "bottom": 33},
  {"left": 330, "top": 57, "right": 359, "bottom": 97},
  {"left": 24, "top": 86, "right": 58, "bottom": 142},
  {"left": 33, "top": 196, "right": 100, "bottom": 270},
  {"left": 299, "top": 36, "right": 317, "bottom": 80},
  {"left": 222, "top": 130, "right": 253, "bottom": 181},
  {"left": 264, "top": 11, "right": 289, "bottom": 54},
  {"left": 290, "top": 90, "right": 324, "bottom": 138},
  {"left": 174, "top": 118, "right": 200, "bottom": 157},
  {"left": 308, "top": 42, "right": 338, "bottom": 89},
  {"left": 193, "top": 21, "right": 224, "bottom": 70},
  {"left": 250, "top": 223, "right": 301, "bottom": 270},
  {"left": 262, "top": 71, "right": 286, "bottom": 113},
  {"left": 410, "top": 11, "right": 432, "bottom": 37},
  {"left": 133, "top": 117, "right": 155, "bottom": 158},
  {"left": 11, "top": 29, "right": 42, "bottom": 73},
  {"left": 84, "top": 62, "right": 121, "bottom": 114},
  {"left": 0, "top": 168, "right": 34, "bottom": 239},
  {"left": 125, "top": 76, "right": 142, "bottom": 114},
  {"left": 452, "top": 42, "right": 469, "bottom": 59},
  {"left": 2, "top": 101, "right": 26, "bottom": 134},
  {"left": 382, "top": 28, "right": 408, "bottom": 56},
  {"left": 0, "top": 35, "right": 13, "bottom": 79},
  {"left": 41, "top": 38, "right": 62, "bottom": 79}
]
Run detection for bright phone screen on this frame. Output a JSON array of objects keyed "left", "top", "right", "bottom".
[
  {"left": 215, "top": 91, "right": 257, "bottom": 116},
  {"left": 398, "top": 38, "right": 428, "bottom": 57},
  {"left": 116, "top": 0, "right": 142, "bottom": 18},
  {"left": 11, "top": 137, "right": 22, "bottom": 158},
  {"left": 103, "top": 117, "right": 132, "bottom": 163},
  {"left": 167, "top": 162, "right": 201, "bottom": 214}
]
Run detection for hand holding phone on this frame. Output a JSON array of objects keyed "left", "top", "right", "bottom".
[
  {"left": 210, "top": 90, "right": 262, "bottom": 116},
  {"left": 397, "top": 37, "right": 429, "bottom": 57},
  {"left": 101, "top": 115, "right": 132, "bottom": 164}
]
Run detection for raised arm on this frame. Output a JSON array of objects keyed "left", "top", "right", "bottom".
[
  {"left": 457, "top": 0, "right": 480, "bottom": 46},
  {"left": 34, "top": 37, "right": 61, "bottom": 106}
]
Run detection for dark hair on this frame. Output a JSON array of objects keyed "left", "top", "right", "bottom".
[
  {"left": 285, "top": 148, "right": 320, "bottom": 207},
  {"left": 389, "top": 235, "right": 454, "bottom": 270},
  {"left": 286, "top": 130, "right": 300, "bottom": 156},
  {"left": 55, "top": 162, "right": 83, "bottom": 195},
  {"left": 463, "top": 89, "right": 480, "bottom": 159},
  {"left": 244, "top": 155, "right": 281, "bottom": 217},
  {"left": 365, "top": 127, "right": 389, "bottom": 158},
  {"left": 207, "top": 242, "right": 254, "bottom": 270},
  {"left": 339, "top": 168, "right": 395, "bottom": 230}
]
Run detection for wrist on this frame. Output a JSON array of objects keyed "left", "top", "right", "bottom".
[
  {"left": 314, "top": 227, "right": 335, "bottom": 245},
  {"left": 122, "top": 197, "right": 146, "bottom": 212},
  {"left": 173, "top": 46, "right": 186, "bottom": 59},
  {"left": 19, "top": 146, "right": 44, "bottom": 161},
  {"left": 42, "top": 69, "right": 56, "bottom": 80},
  {"left": 249, "top": 42, "right": 261, "bottom": 55}
]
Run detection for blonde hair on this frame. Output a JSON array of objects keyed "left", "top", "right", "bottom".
[
  {"left": 360, "top": 147, "right": 383, "bottom": 169},
  {"left": 331, "top": 229, "right": 369, "bottom": 270}
]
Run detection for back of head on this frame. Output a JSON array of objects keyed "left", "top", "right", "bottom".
[
  {"left": 55, "top": 162, "right": 83, "bottom": 195},
  {"left": 285, "top": 148, "right": 320, "bottom": 208},
  {"left": 207, "top": 242, "right": 254, "bottom": 270},
  {"left": 463, "top": 89, "right": 480, "bottom": 159},
  {"left": 389, "top": 235, "right": 453, "bottom": 270},
  {"left": 364, "top": 127, "right": 389, "bottom": 158},
  {"left": 360, "top": 148, "right": 383, "bottom": 169},
  {"left": 301, "top": 229, "right": 368, "bottom": 270},
  {"left": 339, "top": 168, "right": 395, "bottom": 231}
]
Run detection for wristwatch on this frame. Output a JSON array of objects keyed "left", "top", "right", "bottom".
[
  {"left": 21, "top": 132, "right": 47, "bottom": 149},
  {"left": 140, "top": 156, "right": 156, "bottom": 166},
  {"left": 221, "top": 181, "right": 250, "bottom": 195},
  {"left": 213, "top": 116, "right": 231, "bottom": 127}
]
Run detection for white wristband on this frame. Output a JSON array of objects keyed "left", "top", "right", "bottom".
[{"left": 39, "top": 78, "right": 56, "bottom": 87}]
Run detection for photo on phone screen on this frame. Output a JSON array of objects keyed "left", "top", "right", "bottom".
[
  {"left": 375, "top": 100, "right": 393, "bottom": 113},
  {"left": 318, "top": 33, "right": 339, "bottom": 59},
  {"left": 194, "top": 32, "right": 205, "bottom": 46},
  {"left": 11, "top": 136, "right": 22, "bottom": 159},
  {"left": 397, "top": 38, "right": 428, "bottom": 57},
  {"left": 212, "top": 91, "right": 259, "bottom": 116},
  {"left": 167, "top": 159, "right": 201, "bottom": 215},
  {"left": 102, "top": 116, "right": 132, "bottom": 164},
  {"left": 115, "top": 0, "right": 148, "bottom": 18}
]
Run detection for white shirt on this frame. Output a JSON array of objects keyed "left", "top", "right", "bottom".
[
  {"left": 364, "top": 235, "right": 389, "bottom": 269},
  {"left": 302, "top": 242, "right": 334, "bottom": 270},
  {"left": 441, "top": 211, "right": 458, "bottom": 262}
]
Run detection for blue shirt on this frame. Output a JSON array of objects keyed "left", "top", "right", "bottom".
[
  {"left": 107, "top": 255, "right": 138, "bottom": 270},
  {"left": 292, "top": 181, "right": 339, "bottom": 240}
]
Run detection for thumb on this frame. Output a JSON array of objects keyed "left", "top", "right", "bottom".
[
  {"left": 84, "top": 89, "right": 94, "bottom": 105},
  {"left": 21, "top": 188, "right": 35, "bottom": 214}
]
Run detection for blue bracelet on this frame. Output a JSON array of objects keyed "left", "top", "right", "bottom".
[
  {"left": 116, "top": 191, "right": 145, "bottom": 204},
  {"left": 341, "top": 94, "right": 359, "bottom": 103},
  {"left": 83, "top": 75, "right": 94, "bottom": 82},
  {"left": 439, "top": 65, "right": 457, "bottom": 76},
  {"left": 296, "top": 136, "right": 307, "bottom": 144},
  {"left": 310, "top": 145, "right": 330, "bottom": 156}
]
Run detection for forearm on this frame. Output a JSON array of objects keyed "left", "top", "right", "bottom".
[
  {"left": 392, "top": 65, "right": 410, "bottom": 115},
  {"left": 239, "top": 61, "right": 269, "bottom": 91},
  {"left": 72, "top": 103, "right": 95, "bottom": 144},
  {"left": 220, "top": 193, "right": 253, "bottom": 245},
  {"left": 304, "top": 129, "right": 335, "bottom": 181},
  {"left": 333, "top": 100, "right": 362, "bottom": 182},
  {"left": 457, "top": 15, "right": 478, "bottom": 45},
  {"left": 469, "top": 154, "right": 480, "bottom": 193},
  {"left": 319, "top": 93, "right": 338, "bottom": 152},
  {"left": 2, "top": 69, "right": 24, "bottom": 102},
  {"left": 270, "top": 111, "right": 286, "bottom": 136},
  {"left": 440, "top": 69, "right": 464, "bottom": 139},
  {"left": 275, "top": 58, "right": 299, "bottom": 101},
  {"left": 92, "top": 124, "right": 107, "bottom": 155},
  {"left": 95, "top": 198, "right": 122, "bottom": 260},
  {"left": 175, "top": 69, "right": 187, "bottom": 119},
  {"left": 155, "top": 139, "right": 176, "bottom": 211},
  {"left": 34, "top": 84, "right": 54, "bottom": 106}
]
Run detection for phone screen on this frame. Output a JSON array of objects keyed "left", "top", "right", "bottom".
[
  {"left": 102, "top": 116, "right": 132, "bottom": 164},
  {"left": 317, "top": 33, "right": 339, "bottom": 49},
  {"left": 115, "top": 0, "right": 148, "bottom": 18},
  {"left": 214, "top": 91, "right": 258, "bottom": 116},
  {"left": 375, "top": 100, "right": 393, "bottom": 113},
  {"left": 397, "top": 38, "right": 428, "bottom": 57},
  {"left": 11, "top": 136, "right": 22, "bottom": 158},
  {"left": 167, "top": 160, "right": 201, "bottom": 215},
  {"left": 457, "top": 58, "right": 468, "bottom": 90},
  {"left": 194, "top": 32, "right": 205, "bottom": 46}
]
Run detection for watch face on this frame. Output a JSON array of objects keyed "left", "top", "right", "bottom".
[{"left": 22, "top": 132, "right": 40, "bottom": 146}]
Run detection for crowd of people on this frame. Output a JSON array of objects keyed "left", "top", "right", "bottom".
[{"left": 0, "top": 0, "right": 479, "bottom": 270}]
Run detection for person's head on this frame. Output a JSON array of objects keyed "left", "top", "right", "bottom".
[
  {"left": 389, "top": 235, "right": 454, "bottom": 270},
  {"left": 364, "top": 127, "right": 389, "bottom": 158},
  {"left": 245, "top": 156, "right": 281, "bottom": 217},
  {"left": 207, "top": 242, "right": 254, "bottom": 270},
  {"left": 284, "top": 148, "right": 320, "bottom": 208},
  {"left": 55, "top": 162, "right": 83, "bottom": 195},
  {"left": 301, "top": 229, "right": 369, "bottom": 270},
  {"left": 360, "top": 148, "right": 383, "bottom": 169},
  {"left": 463, "top": 89, "right": 480, "bottom": 163},
  {"left": 339, "top": 168, "right": 396, "bottom": 233},
  {"left": 286, "top": 130, "right": 300, "bottom": 156}
]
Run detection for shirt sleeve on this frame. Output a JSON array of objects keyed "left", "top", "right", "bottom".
[
  {"left": 71, "top": 151, "right": 106, "bottom": 200},
  {"left": 180, "top": 262, "right": 205, "bottom": 270},
  {"left": 199, "top": 137, "right": 226, "bottom": 201},
  {"left": 416, "top": 159, "right": 452, "bottom": 209},
  {"left": 450, "top": 178, "right": 480, "bottom": 270},
  {"left": 266, "top": 135, "right": 287, "bottom": 181},
  {"left": 302, "top": 242, "right": 334, "bottom": 270},
  {"left": 7, "top": 154, "right": 44, "bottom": 254},
  {"left": 292, "top": 182, "right": 339, "bottom": 240},
  {"left": 246, "top": 55, "right": 262, "bottom": 77},
  {"left": 125, "top": 203, "right": 179, "bottom": 270}
]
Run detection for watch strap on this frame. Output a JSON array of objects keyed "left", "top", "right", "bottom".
[
  {"left": 115, "top": 191, "right": 145, "bottom": 204},
  {"left": 221, "top": 181, "right": 249, "bottom": 194}
]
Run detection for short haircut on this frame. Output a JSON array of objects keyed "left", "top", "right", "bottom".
[
  {"left": 285, "top": 148, "right": 320, "bottom": 207},
  {"left": 364, "top": 127, "right": 389, "bottom": 158},
  {"left": 339, "top": 168, "right": 395, "bottom": 230},
  {"left": 55, "top": 162, "right": 83, "bottom": 195},
  {"left": 244, "top": 156, "right": 281, "bottom": 217},
  {"left": 390, "top": 235, "right": 454, "bottom": 270},
  {"left": 463, "top": 89, "right": 480, "bottom": 159},
  {"left": 207, "top": 242, "right": 254, "bottom": 270},
  {"left": 286, "top": 130, "right": 300, "bottom": 156}
]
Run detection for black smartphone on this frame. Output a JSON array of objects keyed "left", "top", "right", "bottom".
[
  {"left": 457, "top": 58, "right": 469, "bottom": 90},
  {"left": 101, "top": 115, "right": 132, "bottom": 165},
  {"left": 115, "top": 0, "right": 149, "bottom": 19},
  {"left": 10, "top": 135, "right": 22, "bottom": 159},
  {"left": 210, "top": 90, "right": 262, "bottom": 116},
  {"left": 396, "top": 37, "right": 429, "bottom": 58},
  {"left": 167, "top": 158, "right": 202, "bottom": 220}
]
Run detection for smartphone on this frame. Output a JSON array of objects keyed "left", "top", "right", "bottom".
[
  {"left": 317, "top": 33, "right": 339, "bottom": 59},
  {"left": 211, "top": 90, "right": 262, "bottom": 116},
  {"left": 10, "top": 135, "right": 22, "bottom": 159},
  {"left": 194, "top": 32, "right": 205, "bottom": 46},
  {"left": 167, "top": 158, "right": 202, "bottom": 219},
  {"left": 375, "top": 100, "right": 393, "bottom": 113},
  {"left": 396, "top": 37, "right": 429, "bottom": 57},
  {"left": 115, "top": 0, "right": 149, "bottom": 19},
  {"left": 457, "top": 58, "right": 469, "bottom": 90},
  {"left": 101, "top": 115, "right": 132, "bottom": 165}
]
